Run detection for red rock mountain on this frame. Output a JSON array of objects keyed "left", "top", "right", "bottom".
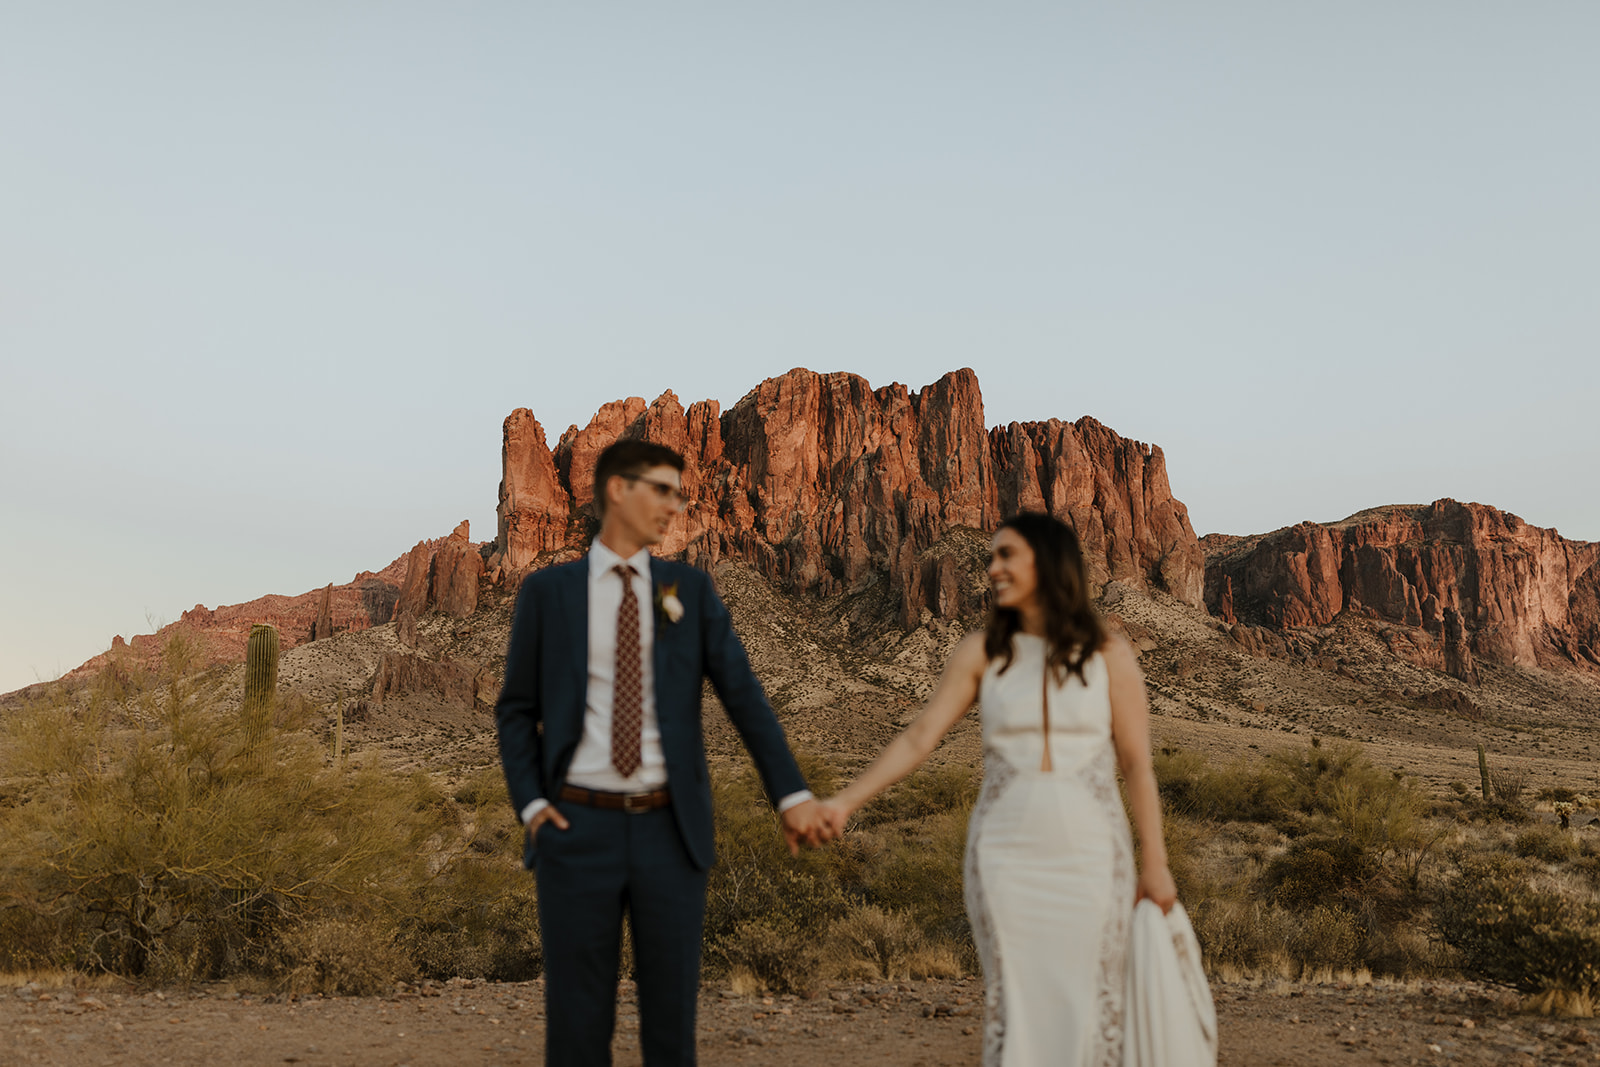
[
  {"left": 493, "top": 368, "right": 1205, "bottom": 625},
  {"left": 59, "top": 368, "right": 1204, "bottom": 684},
  {"left": 48, "top": 370, "right": 1600, "bottom": 693},
  {"left": 72, "top": 543, "right": 435, "bottom": 680},
  {"left": 1204, "top": 500, "right": 1600, "bottom": 677}
]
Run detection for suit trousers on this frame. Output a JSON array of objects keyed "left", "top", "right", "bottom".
[{"left": 534, "top": 801, "right": 708, "bottom": 1067}]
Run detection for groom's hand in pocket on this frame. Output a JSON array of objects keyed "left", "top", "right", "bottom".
[{"left": 527, "top": 804, "right": 571, "bottom": 837}]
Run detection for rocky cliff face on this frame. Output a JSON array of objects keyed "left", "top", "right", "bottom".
[
  {"left": 1204, "top": 499, "right": 1600, "bottom": 676},
  {"left": 70, "top": 545, "right": 424, "bottom": 680},
  {"left": 492, "top": 367, "right": 1205, "bottom": 624},
  {"left": 58, "top": 368, "right": 1209, "bottom": 686}
]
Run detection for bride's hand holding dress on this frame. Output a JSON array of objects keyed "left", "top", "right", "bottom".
[{"left": 1136, "top": 863, "right": 1178, "bottom": 912}]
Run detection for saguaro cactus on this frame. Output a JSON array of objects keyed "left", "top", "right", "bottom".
[
  {"left": 1477, "top": 743, "right": 1491, "bottom": 801},
  {"left": 243, "top": 623, "right": 279, "bottom": 757}
]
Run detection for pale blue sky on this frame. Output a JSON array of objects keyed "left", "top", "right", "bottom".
[{"left": 3, "top": 4, "right": 1597, "bottom": 692}]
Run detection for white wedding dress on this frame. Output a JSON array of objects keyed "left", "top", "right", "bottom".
[{"left": 965, "top": 636, "right": 1135, "bottom": 1067}]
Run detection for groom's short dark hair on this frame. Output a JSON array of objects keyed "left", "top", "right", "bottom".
[{"left": 592, "top": 439, "right": 686, "bottom": 518}]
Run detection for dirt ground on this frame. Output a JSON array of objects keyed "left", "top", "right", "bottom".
[{"left": 5, "top": 975, "right": 1598, "bottom": 1067}]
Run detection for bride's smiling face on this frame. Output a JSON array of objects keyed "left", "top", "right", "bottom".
[{"left": 987, "top": 527, "right": 1039, "bottom": 611}]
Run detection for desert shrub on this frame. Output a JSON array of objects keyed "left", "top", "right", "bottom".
[
  {"left": 1516, "top": 824, "right": 1580, "bottom": 863},
  {"left": 396, "top": 858, "right": 542, "bottom": 981},
  {"left": 903, "top": 942, "right": 965, "bottom": 980},
  {"left": 1436, "top": 854, "right": 1600, "bottom": 1000},
  {"left": 857, "top": 764, "right": 976, "bottom": 826},
  {"left": 703, "top": 762, "right": 846, "bottom": 977},
  {"left": 276, "top": 919, "right": 414, "bottom": 996},
  {"left": 1490, "top": 766, "right": 1530, "bottom": 807},
  {"left": 1262, "top": 836, "right": 1370, "bottom": 911},
  {"left": 856, "top": 806, "right": 972, "bottom": 939},
  {"left": 1289, "top": 905, "right": 1362, "bottom": 971},
  {"left": 1154, "top": 748, "right": 1284, "bottom": 823},
  {"left": 713, "top": 920, "right": 824, "bottom": 995},
  {"left": 1359, "top": 913, "right": 1455, "bottom": 978},
  {"left": 1328, "top": 776, "right": 1427, "bottom": 856},
  {"left": 1159, "top": 814, "right": 1210, "bottom": 902},
  {"left": 1188, "top": 896, "right": 1298, "bottom": 973},
  {"left": 1267, "top": 743, "right": 1412, "bottom": 825},
  {"left": 792, "top": 747, "right": 842, "bottom": 800},
  {"left": 826, "top": 904, "right": 924, "bottom": 980},
  {"left": 1480, "top": 799, "right": 1532, "bottom": 824},
  {"left": 451, "top": 765, "right": 510, "bottom": 808},
  {"left": 0, "top": 648, "right": 446, "bottom": 981}
]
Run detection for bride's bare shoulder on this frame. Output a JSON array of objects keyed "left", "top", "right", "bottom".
[
  {"left": 1098, "top": 631, "right": 1142, "bottom": 677},
  {"left": 948, "top": 630, "right": 990, "bottom": 673}
]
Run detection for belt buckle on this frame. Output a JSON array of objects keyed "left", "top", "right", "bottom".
[{"left": 622, "top": 791, "right": 652, "bottom": 814}]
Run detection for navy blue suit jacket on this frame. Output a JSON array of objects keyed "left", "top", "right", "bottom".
[{"left": 495, "top": 555, "right": 808, "bottom": 872}]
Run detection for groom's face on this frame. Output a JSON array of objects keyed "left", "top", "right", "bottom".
[{"left": 605, "top": 463, "right": 685, "bottom": 548}]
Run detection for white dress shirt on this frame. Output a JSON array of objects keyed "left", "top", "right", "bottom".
[
  {"left": 520, "top": 541, "right": 811, "bottom": 825},
  {"left": 568, "top": 540, "right": 670, "bottom": 794}
]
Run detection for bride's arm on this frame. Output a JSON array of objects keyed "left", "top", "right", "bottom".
[
  {"left": 1106, "top": 634, "right": 1178, "bottom": 911},
  {"left": 819, "top": 631, "right": 988, "bottom": 829}
]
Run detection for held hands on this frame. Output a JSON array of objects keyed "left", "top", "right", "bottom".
[
  {"left": 780, "top": 799, "right": 839, "bottom": 856},
  {"left": 780, "top": 796, "right": 862, "bottom": 855},
  {"left": 815, "top": 797, "right": 852, "bottom": 839}
]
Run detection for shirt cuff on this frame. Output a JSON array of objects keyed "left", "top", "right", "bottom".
[
  {"left": 520, "top": 798, "right": 549, "bottom": 826},
  {"left": 776, "top": 790, "right": 813, "bottom": 814}
]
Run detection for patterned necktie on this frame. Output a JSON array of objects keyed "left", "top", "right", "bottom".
[{"left": 612, "top": 564, "right": 643, "bottom": 778}]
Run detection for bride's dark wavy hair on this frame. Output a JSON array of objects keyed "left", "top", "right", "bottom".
[{"left": 984, "top": 512, "right": 1108, "bottom": 684}]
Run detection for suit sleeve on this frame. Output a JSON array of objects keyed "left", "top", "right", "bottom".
[
  {"left": 496, "top": 575, "right": 547, "bottom": 819},
  {"left": 697, "top": 571, "right": 809, "bottom": 807}
]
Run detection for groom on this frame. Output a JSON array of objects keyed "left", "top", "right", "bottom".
[{"left": 496, "top": 438, "right": 828, "bottom": 1066}]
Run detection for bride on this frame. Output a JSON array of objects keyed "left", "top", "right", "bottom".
[{"left": 817, "top": 513, "right": 1177, "bottom": 1067}]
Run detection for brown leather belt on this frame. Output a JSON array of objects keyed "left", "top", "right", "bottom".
[{"left": 558, "top": 784, "right": 671, "bottom": 813}]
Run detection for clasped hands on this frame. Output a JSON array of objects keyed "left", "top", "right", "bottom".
[{"left": 780, "top": 797, "right": 853, "bottom": 855}]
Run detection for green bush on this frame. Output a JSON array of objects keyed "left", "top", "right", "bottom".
[
  {"left": 1262, "top": 836, "right": 1370, "bottom": 911},
  {"left": 703, "top": 762, "right": 846, "bottom": 976},
  {"left": 1515, "top": 824, "right": 1579, "bottom": 863},
  {"left": 856, "top": 807, "right": 971, "bottom": 939},
  {"left": 1436, "top": 854, "right": 1600, "bottom": 998},
  {"left": 857, "top": 764, "right": 976, "bottom": 826},
  {"left": 1266, "top": 743, "right": 1419, "bottom": 827},
  {"left": 1154, "top": 747, "right": 1286, "bottom": 823},
  {"left": 0, "top": 657, "right": 442, "bottom": 981}
]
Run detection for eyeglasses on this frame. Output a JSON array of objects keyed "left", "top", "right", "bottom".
[{"left": 622, "top": 474, "right": 687, "bottom": 506}]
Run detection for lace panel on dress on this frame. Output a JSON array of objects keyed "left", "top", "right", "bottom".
[
  {"left": 964, "top": 747, "right": 1018, "bottom": 1067},
  {"left": 1079, "top": 740, "right": 1135, "bottom": 1067}
]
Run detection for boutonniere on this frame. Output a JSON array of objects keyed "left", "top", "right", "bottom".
[{"left": 655, "top": 582, "right": 684, "bottom": 625}]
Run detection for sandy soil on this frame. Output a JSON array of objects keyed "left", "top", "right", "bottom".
[{"left": 5, "top": 976, "right": 1598, "bottom": 1067}]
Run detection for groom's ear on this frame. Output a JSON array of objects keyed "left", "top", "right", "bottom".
[{"left": 594, "top": 473, "right": 620, "bottom": 520}]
